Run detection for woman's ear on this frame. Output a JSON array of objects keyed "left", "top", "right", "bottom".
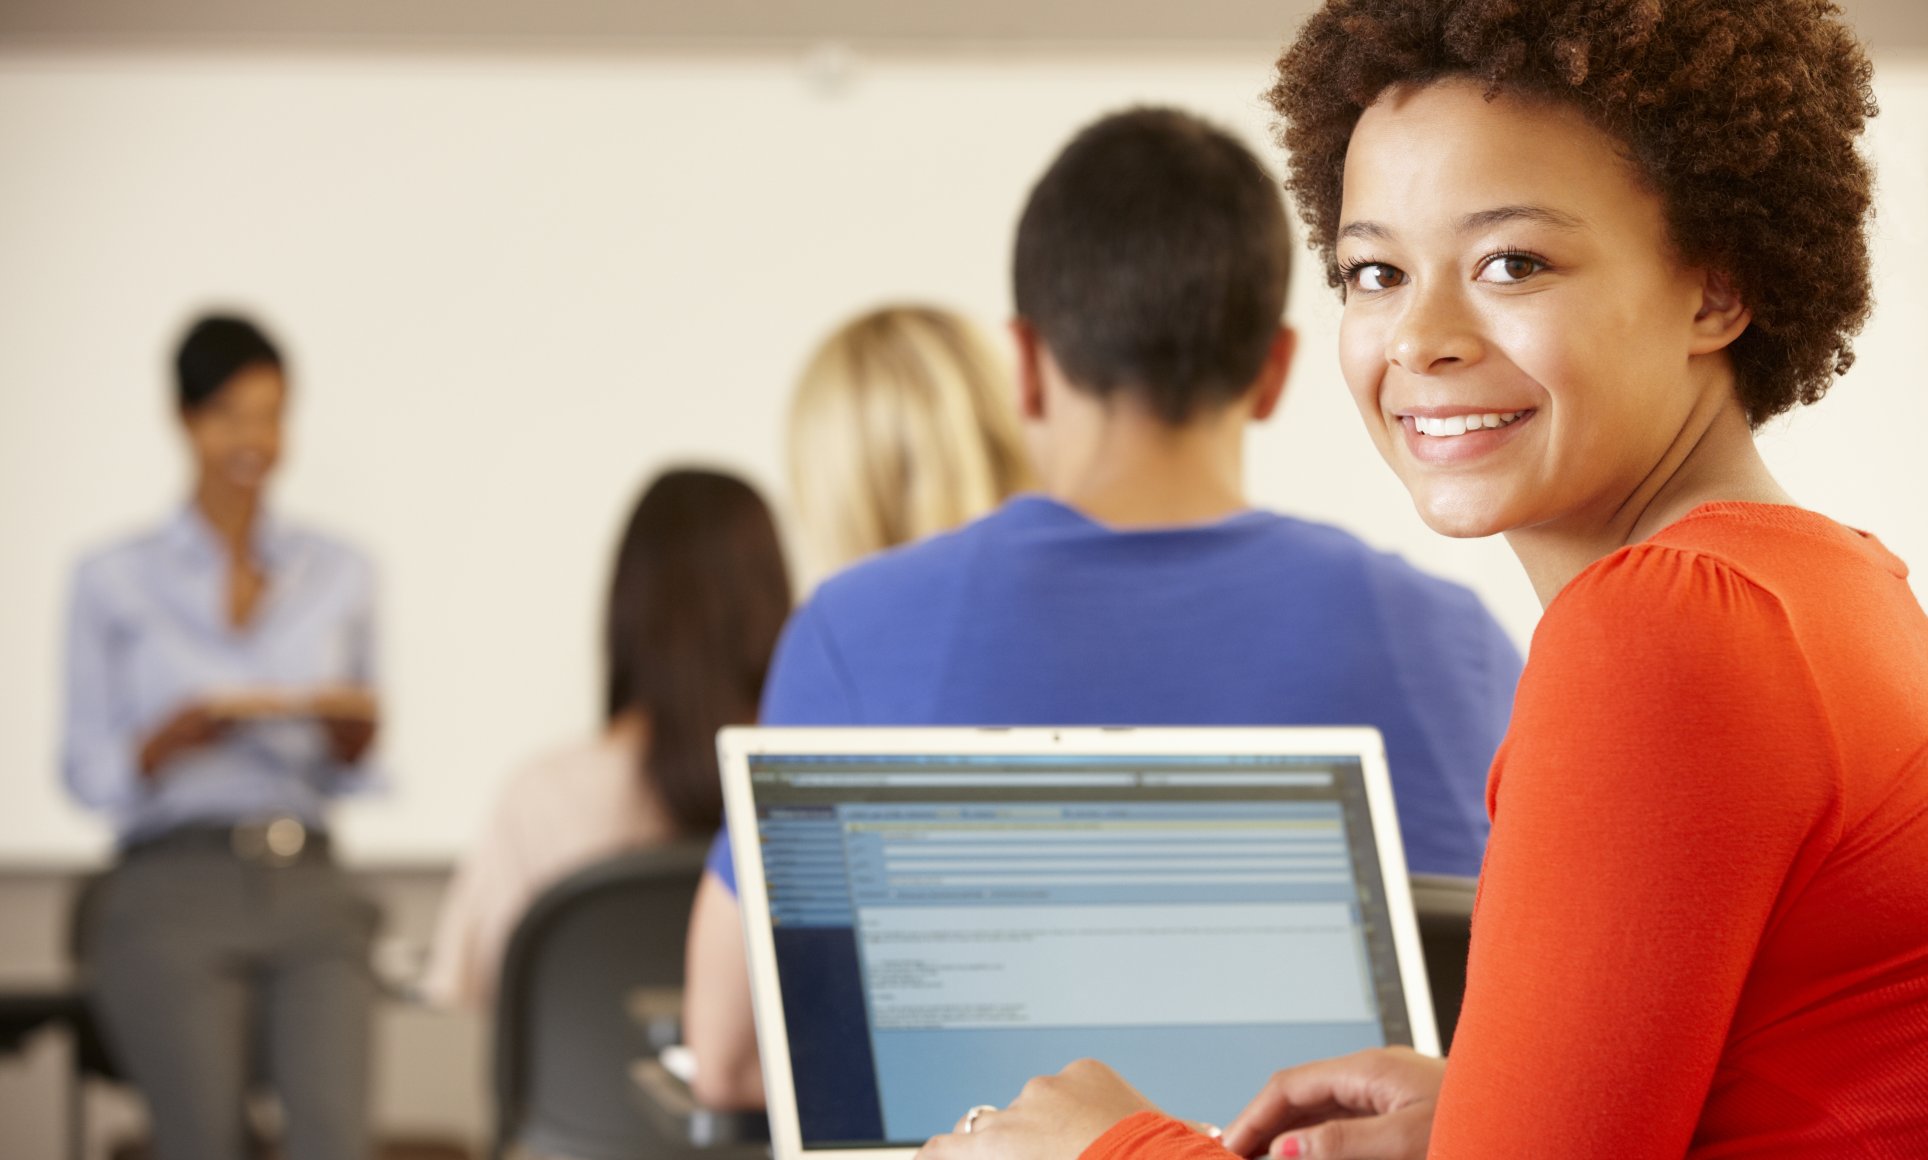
[{"left": 1690, "top": 270, "right": 1752, "bottom": 355}]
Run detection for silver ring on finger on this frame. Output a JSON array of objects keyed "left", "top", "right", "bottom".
[{"left": 964, "top": 1105, "right": 999, "bottom": 1134}]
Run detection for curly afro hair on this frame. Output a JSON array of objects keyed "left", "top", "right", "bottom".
[{"left": 1268, "top": 0, "right": 1879, "bottom": 426}]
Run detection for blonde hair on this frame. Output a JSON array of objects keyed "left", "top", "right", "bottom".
[{"left": 788, "top": 306, "right": 1034, "bottom": 577}]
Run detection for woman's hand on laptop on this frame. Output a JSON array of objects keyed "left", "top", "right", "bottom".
[
  {"left": 1221, "top": 1047, "right": 1441, "bottom": 1159},
  {"left": 914, "top": 1059, "right": 1164, "bottom": 1160}
]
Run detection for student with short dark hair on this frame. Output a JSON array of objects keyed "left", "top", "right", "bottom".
[
  {"left": 682, "top": 106, "right": 1523, "bottom": 1111},
  {"left": 1012, "top": 108, "right": 1295, "bottom": 427}
]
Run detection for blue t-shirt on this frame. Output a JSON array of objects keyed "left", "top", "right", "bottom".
[{"left": 709, "top": 495, "right": 1521, "bottom": 884}]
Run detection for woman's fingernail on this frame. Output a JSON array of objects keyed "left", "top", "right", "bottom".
[{"left": 1275, "top": 1139, "right": 1303, "bottom": 1158}]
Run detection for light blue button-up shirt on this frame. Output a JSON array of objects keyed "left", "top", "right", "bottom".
[{"left": 61, "top": 506, "right": 382, "bottom": 844}]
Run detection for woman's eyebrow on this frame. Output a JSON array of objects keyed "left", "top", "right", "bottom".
[
  {"left": 1456, "top": 204, "right": 1587, "bottom": 233},
  {"left": 1337, "top": 205, "right": 1584, "bottom": 244}
]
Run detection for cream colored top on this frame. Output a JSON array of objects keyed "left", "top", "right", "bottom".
[{"left": 421, "top": 727, "right": 674, "bottom": 1010}]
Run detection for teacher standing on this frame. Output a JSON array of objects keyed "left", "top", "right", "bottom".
[{"left": 61, "top": 313, "right": 383, "bottom": 1160}]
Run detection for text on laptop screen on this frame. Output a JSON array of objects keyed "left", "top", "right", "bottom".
[{"left": 745, "top": 752, "right": 1415, "bottom": 1148}]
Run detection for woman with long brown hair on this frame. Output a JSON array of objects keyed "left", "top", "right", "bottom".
[{"left": 424, "top": 468, "right": 792, "bottom": 1009}]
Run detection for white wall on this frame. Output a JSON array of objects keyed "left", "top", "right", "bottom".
[{"left": 1, "top": 48, "right": 1922, "bottom": 865}]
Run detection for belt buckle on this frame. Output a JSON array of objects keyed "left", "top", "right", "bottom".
[{"left": 231, "top": 816, "right": 307, "bottom": 867}]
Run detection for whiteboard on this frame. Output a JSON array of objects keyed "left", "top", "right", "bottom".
[{"left": 1, "top": 47, "right": 1922, "bottom": 864}]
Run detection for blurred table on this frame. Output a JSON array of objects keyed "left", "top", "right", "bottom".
[
  {"left": 626, "top": 984, "right": 684, "bottom": 1051},
  {"left": 0, "top": 977, "right": 102, "bottom": 1160},
  {"left": 624, "top": 985, "right": 770, "bottom": 1152},
  {"left": 629, "top": 1056, "right": 770, "bottom": 1151},
  {"left": 0, "top": 979, "right": 87, "bottom": 1055}
]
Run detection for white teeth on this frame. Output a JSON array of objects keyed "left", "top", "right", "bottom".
[{"left": 1412, "top": 411, "right": 1526, "bottom": 437}]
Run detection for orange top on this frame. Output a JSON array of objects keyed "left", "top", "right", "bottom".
[{"left": 1084, "top": 504, "right": 1928, "bottom": 1159}]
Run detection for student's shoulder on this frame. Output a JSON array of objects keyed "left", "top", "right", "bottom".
[
  {"left": 1557, "top": 502, "right": 1906, "bottom": 620},
  {"left": 506, "top": 734, "right": 627, "bottom": 786},
  {"left": 806, "top": 500, "right": 1032, "bottom": 622},
  {"left": 1514, "top": 536, "right": 1840, "bottom": 810},
  {"left": 1534, "top": 537, "right": 1803, "bottom": 690},
  {"left": 1548, "top": 529, "right": 1788, "bottom": 625},
  {"left": 492, "top": 734, "right": 636, "bottom": 818},
  {"left": 1262, "top": 512, "right": 1492, "bottom": 614}
]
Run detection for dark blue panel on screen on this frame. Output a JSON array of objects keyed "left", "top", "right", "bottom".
[{"left": 774, "top": 927, "right": 885, "bottom": 1143}]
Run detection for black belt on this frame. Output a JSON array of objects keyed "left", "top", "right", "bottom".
[{"left": 122, "top": 817, "right": 331, "bottom": 867}]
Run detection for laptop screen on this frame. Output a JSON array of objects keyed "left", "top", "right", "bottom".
[{"left": 742, "top": 750, "right": 1416, "bottom": 1148}]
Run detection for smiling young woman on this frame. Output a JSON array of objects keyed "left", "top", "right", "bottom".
[
  {"left": 908, "top": 2, "right": 1928, "bottom": 1159},
  {"left": 1331, "top": 77, "right": 1776, "bottom": 600}
]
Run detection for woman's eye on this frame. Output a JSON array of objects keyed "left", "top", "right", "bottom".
[
  {"left": 1477, "top": 253, "right": 1545, "bottom": 284},
  {"left": 1348, "top": 263, "right": 1406, "bottom": 292}
]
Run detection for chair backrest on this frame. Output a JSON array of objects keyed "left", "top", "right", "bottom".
[
  {"left": 492, "top": 841, "right": 709, "bottom": 1160},
  {"left": 1409, "top": 873, "right": 1477, "bottom": 1053}
]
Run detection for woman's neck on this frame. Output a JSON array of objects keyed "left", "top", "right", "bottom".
[
  {"left": 1504, "top": 396, "right": 1794, "bottom": 607},
  {"left": 193, "top": 480, "right": 261, "bottom": 560},
  {"left": 605, "top": 711, "right": 650, "bottom": 746}
]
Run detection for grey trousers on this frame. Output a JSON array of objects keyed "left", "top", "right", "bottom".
[{"left": 85, "top": 838, "right": 380, "bottom": 1160}]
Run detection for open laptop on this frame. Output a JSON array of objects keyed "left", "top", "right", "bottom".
[{"left": 719, "top": 726, "right": 1439, "bottom": 1160}]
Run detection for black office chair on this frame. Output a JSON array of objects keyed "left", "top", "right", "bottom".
[
  {"left": 1409, "top": 873, "right": 1477, "bottom": 1053},
  {"left": 491, "top": 841, "right": 715, "bottom": 1160}
]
